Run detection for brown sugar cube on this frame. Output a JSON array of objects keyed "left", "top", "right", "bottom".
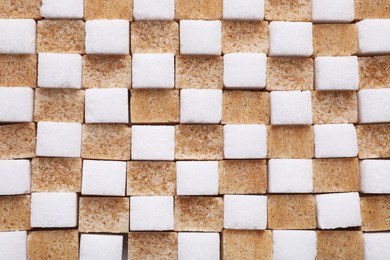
[
  {"left": 268, "top": 195, "right": 316, "bottom": 229},
  {"left": 313, "top": 24, "right": 358, "bottom": 56},
  {"left": 128, "top": 232, "right": 177, "bottom": 260},
  {"left": 175, "top": 125, "right": 223, "bottom": 160},
  {"left": 219, "top": 160, "right": 267, "bottom": 194},
  {"left": 361, "top": 196, "right": 390, "bottom": 231},
  {"left": 0, "top": 0, "right": 40, "bottom": 18},
  {"left": 266, "top": 57, "right": 313, "bottom": 91},
  {"left": 82, "top": 124, "right": 131, "bottom": 160},
  {"left": 85, "top": 0, "right": 133, "bottom": 20},
  {"left": 359, "top": 55, "right": 390, "bottom": 89},
  {"left": 355, "top": 0, "right": 390, "bottom": 19},
  {"left": 0, "top": 123, "right": 35, "bottom": 159},
  {"left": 0, "top": 55, "right": 36, "bottom": 87},
  {"left": 175, "top": 0, "right": 222, "bottom": 20},
  {"left": 131, "top": 22, "right": 179, "bottom": 54},
  {"left": 28, "top": 230, "right": 78, "bottom": 260},
  {"left": 37, "top": 20, "right": 85, "bottom": 53},
  {"left": 174, "top": 196, "right": 223, "bottom": 232},
  {"left": 0, "top": 195, "right": 30, "bottom": 231},
  {"left": 175, "top": 56, "right": 223, "bottom": 89},
  {"left": 317, "top": 231, "right": 363, "bottom": 260},
  {"left": 357, "top": 124, "right": 390, "bottom": 158},
  {"left": 265, "top": 0, "right": 311, "bottom": 21},
  {"left": 131, "top": 90, "right": 179, "bottom": 124},
  {"left": 79, "top": 197, "right": 129, "bottom": 233},
  {"left": 222, "top": 21, "right": 269, "bottom": 54},
  {"left": 222, "top": 230, "right": 272, "bottom": 260},
  {"left": 267, "top": 126, "right": 314, "bottom": 159},
  {"left": 312, "top": 91, "right": 358, "bottom": 124}
]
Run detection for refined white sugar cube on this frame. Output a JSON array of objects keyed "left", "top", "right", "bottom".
[
  {"left": 357, "top": 19, "right": 390, "bottom": 55},
  {"left": 224, "top": 195, "right": 267, "bottom": 229},
  {"left": 268, "top": 159, "right": 313, "bottom": 193},
  {"left": 360, "top": 160, "right": 390, "bottom": 194},
  {"left": 273, "top": 230, "right": 317, "bottom": 260},
  {"left": 130, "top": 196, "right": 174, "bottom": 231},
  {"left": 316, "top": 192, "right": 362, "bottom": 229},
  {"left": 314, "top": 124, "right": 358, "bottom": 158},
  {"left": 80, "top": 234, "right": 123, "bottom": 260},
  {"left": 223, "top": 53, "right": 267, "bottom": 89},
  {"left": 0, "top": 160, "right": 30, "bottom": 195},
  {"left": 31, "top": 192, "right": 78, "bottom": 228},
  {"left": 86, "top": 20, "right": 129, "bottom": 55},
  {"left": 224, "top": 124, "right": 267, "bottom": 159},
  {"left": 180, "top": 20, "right": 221, "bottom": 55},
  {"left": 0, "top": 87, "right": 34, "bottom": 122},
  {"left": 364, "top": 233, "right": 390, "bottom": 260},
  {"left": 312, "top": 0, "right": 354, "bottom": 23},
  {"left": 269, "top": 21, "right": 313, "bottom": 57},
  {"left": 85, "top": 88, "right": 129, "bottom": 123},
  {"left": 176, "top": 161, "right": 219, "bottom": 195},
  {"left": 180, "top": 89, "right": 222, "bottom": 124},
  {"left": 0, "top": 231, "right": 27, "bottom": 260},
  {"left": 131, "top": 126, "right": 175, "bottom": 160},
  {"left": 36, "top": 122, "right": 82, "bottom": 157},
  {"left": 133, "top": 0, "right": 174, "bottom": 20},
  {"left": 358, "top": 89, "right": 390, "bottom": 123},
  {"left": 132, "top": 53, "right": 174, "bottom": 89},
  {"left": 223, "top": 0, "right": 264, "bottom": 20},
  {"left": 0, "top": 19, "right": 36, "bottom": 54},
  {"left": 315, "top": 56, "right": 359, "bottom": 91},
  {"left": 38, "top": 53, "right": 82, "bottom": 89},
  {"left": 270, "top": 90, "right": 312, "bottom": 125},
  {"left": 178, "top": 233, "right": 220, "bottom": 260},
  {"left": 82, "top": 160, "right": 126, "bottom": 196},
  {"left": 41, "top": 0, "right": 84, "bottom": 19}
]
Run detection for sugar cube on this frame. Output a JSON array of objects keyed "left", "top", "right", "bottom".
[
  {"left": 0, "top": 231, "right": 27, "bottom": 260},
  {"left": 0, "top": 87, "right": 34, "bottom": 122},
  {"left": 86, "top": 20, "right": 129, "bottom": 55},
  {"left": 270, "top": 90, "right": 312, "bottom": 125},
  {"left": 360, "top": 160, "right": 390, "bottom": 193},
  {"left": 0, "top": 19, "right": 36, "bottom": 54},
  {"left": 273, "top": 230, "right": 317, "bottom": 260},
  {"left": 364, "top": 233, "right": 390, "bottom": 260},
  {"left": 316, "top": 192, "right": 362, "bottom": 229},
  {"left": 357, "top": 19, "right": 390, "bottom": 55},
  {"left": 176, "top": 161, "right": 218, "bottom": 195},
  {"left": 312, "top": 0, "right": 354, "bottom": 23},
  {"left": 223, "top": 0, "right": 265, "bottom": 20},
  {"left": 223, "top": 53, "right": 267, "bottom": 89},
  {"left": 132, "top": 53, "right": 174, "bottom": 89},
  {"left": 40, "top": 0, "right": 84, "bottom": 19},
  {"left": 224, "top": 124, "right": 267, "bottom": 159},
  {"left": 31, "top": 192, "right": 78, "bottom": 228},
  {"left": 178, "top": 233, "right": 220, "bottom": 260},
  {"left": 314, "top": 56, "right": 359, "bottom": 91},
  {"left": 180, "top": 20, "right": 221, "bottom": 55},
  {"left": 80, "top": 234, "right": 123, "bottom": 260},
  {"left": 358, "top": 89, "right": 390, "bottom": 123},
  {"left": 314, "top": 124, "right": 358, "bottom": 158},
  {"left": 133, "top": 0, "right": 174, "bottom": 20},
  {"left": 38, "top": 53, "right": 82, "bottom": 89},
  {"left": 36, "top": 122, "right": 82, "bottom": 157},
  {"left": 0, "top": 160, "right": 30, "bottom": 195},
  {"left": 130, "top": 196, "right": 174, "bottom": 231},
  {"left": 82, "top": 160, "right": 126, "bottom": 196},
  {"left": 224, "top": 195, "right": 267, "bottom": 229}
]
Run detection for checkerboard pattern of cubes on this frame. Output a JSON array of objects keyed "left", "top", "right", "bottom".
[{"left": 2, "top": 0, "right": 390, "bottom": 259}]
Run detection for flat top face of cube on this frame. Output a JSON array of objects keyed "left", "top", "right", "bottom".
[
  {"left": 0, "top": 87, "right": 34, "bottom": 123},
  {"left": 265, "top": 0, "right": 312, "bottom": 22},
  {"left": 41, "top": 0, "right": 84, "bottom": 19},
  {"left": 0, "top": 195, "right": 31, "bottom": 231},
  {"left": 360, "top": 160, "right": 390, "bottom": 193},
  {"left": 133, "top": 0, "right": 174, "bottom": 21},
  {"left": 0, "top": 159, "right": 30, "bottom": 195},
  {"left": 317, "top": 231, "right": 363, "bottom": 259},
  {"left": 358, "top": 89, "right": 390, "bottom": 123},
  {"left": 364, "top": 233, "right": 390, "bottom": 260},
  {"left": 272, "top": 230, "right": 317, "bottom": 260},
  {"left": 223, "top": 0, "right": 264, "bottom": 20},
  {"left": 80, "top": 234, "right": 123, "bottom": 260},
  {"left": 0, "top": 19, "right": 36, "bottom": 54},
  {"left": 0, "top": 231, "right": 27, "bottom": 260},
  {"left": 178, "top": 233, "right": 220, "bottom": 260},
  {"left": 312, "top": 0, "right": 354, "bottom": 22},
  {"left": 358, "top": 19, "right": 390, "bottom": 55},
  {"left": 175, "top": 0, "right": 222, "bottom": 20},
  {"left": 84, "top": 0, "right": 133, "bottom": 20},
  {"left": 128, "top": 232, "right": 178, "bottom": 259}
]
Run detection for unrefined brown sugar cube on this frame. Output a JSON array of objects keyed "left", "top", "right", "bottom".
[
  {"left": 175, "top": 0, "right": 222, "bottom": 20},
  {"left": 0, "top": 0, "right": 40, "bottom": 19},
  {"left": 0, "top": 55, "right": 36, "bottom": 87},
  {"left": 355, "top": 0, "right": 390, "bottom": 19},
  {"left": 0, "top": 195, "right": 30, "bottom": 231},
  {"left": 265, "top": 0, "right": 311, "bottom": 21},
  {"left": 359, "top": 55, "right": 390, "bottom": 89},
  {"left": 84, "top": 0, "right": 133, "bottom": 20},
  {"left": 361, "top": 196, "right": 390, "bottom": 231},
  {"left": 357, "top": 124, "right": 390, "bottom": 158},
  {"left": 316, "top": 231, "right": 363, "bottom": 260},
  {"left": 0, "top": 123, "right": 36, "bottom": 159},
  {"left": 128, "top": 232, "right": 177, "bottom": 260}
]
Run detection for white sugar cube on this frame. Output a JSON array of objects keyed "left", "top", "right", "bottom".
[
  {"left": 223, "top": 53, "right": 267, "bottom": 89},
  {"left": 178, "top": 233, "right": 220, "bottom": 260},
  {"left": 85, "top": 88, "right": 129, "bottom": 123},
  {"left": 357, "top": 19, "right": 390, "bottom": 55},
  {"left": 0, "top": 19, "right": 36, "bottom": 54},
  {"left": 82, "top": 160, "right": 126, "bottom": 196},
  {"left": 224, "top": 124, "right": 267, "bottom": 159},
  {"left": 314, "top": 124, "right": 358, "bottom": 158},
  {"left": 0, "top": 87, "right": 34, "bottom": 122},
  {"left": 130, "top": 196, "right": 174, "bottom": 231},
  {"left": 31, "top": 192, "right": 78, "bottom": 228},
  {"left": 36, "top": 122, "right": 82, "bottom": 157},
  {"left": 316, "top": 192, "right": 362, "bottom": 229},
  {"left": 270, "top": 90, "right": 312, "bottom": 125},
  {"left": 38, "top": 53, "right": 82, "bottom": 89},
  {"left": 176, "top": 161, "right": 218, "bottom": 195},
  {"left": 86, "top": 20, "right": 129, "bottom": 55},
  {"left": 41, "top": 0, "right": 84, "bottom": 19},
  {"left": 364, "top": 233, "right": 390, "bottom": 260},
  {"left": 224, "top": 195, "right": 267, "bottom": 229},
  {"left": 268, "top": 159, "right": 313, "bottom": 193},
  {"left": 133, "top": 0, "right": 174, "bottom": 20},
  {"left": 132, "top": 53, "right": 174, "bottom": 89},
  {"left": 223, "top": 0, "right": 264, "bottom": 20},
  {"left": 0, "top": 231, "right": 27, "bottom": 260},
  {"left": 358, "top": 89, "right": 390, "bottom": 123},
  {"left": 0, "top": 160, "right": 30, "bottom": 195},
  {"left": 269, "top": 21, "right": 313, "bottom": 57},
  {"left": 312, "top": 0, "right": 354, "bottom": 23},
  {"left": 180, "top": 89, "right": 222, "bottom": 124},
  {"left": 80, "top": 234, "right": 123, "bottom": 260},
  {"left": 315, "top": 56, "right": 359, "bottom": 91},
  {"left": 360, "top": 160, "right": 390, "bottom": 194},
  {"left": 273, "top": 230, "right": 317, "bottom": 260},
  {"left": 131, "top": 126, "right": 175, "bottom": 160},
  {"left": 180, "top": 20, "right": 221, "bottom": 55}
]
